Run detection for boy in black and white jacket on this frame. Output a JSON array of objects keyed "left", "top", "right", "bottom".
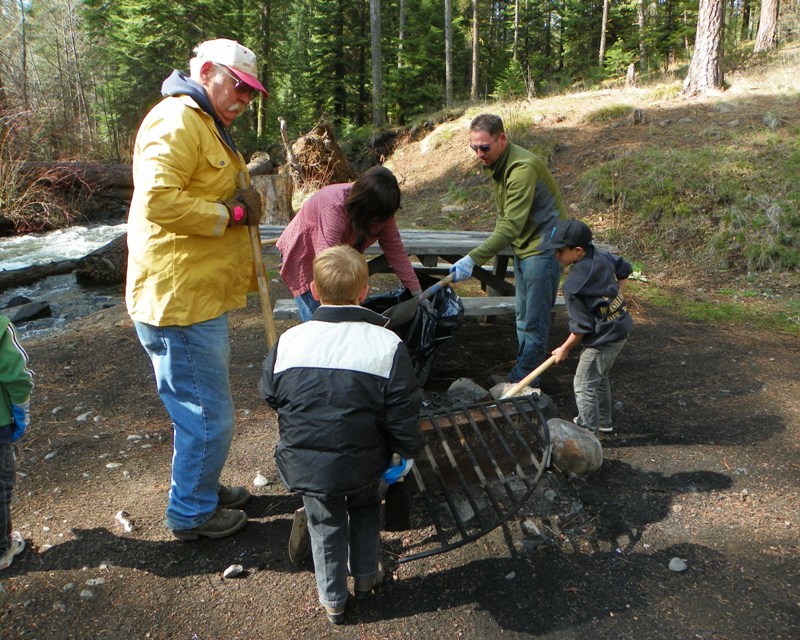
[
  {"left": 544, "top": 219, "right": 633, "bottom": 435},
  {"left": 259, "top": 245, "right": 422, "bottom": 624}
]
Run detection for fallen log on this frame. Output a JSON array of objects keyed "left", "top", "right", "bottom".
[
  {"left": 75, "top": 233, "right": 127, "bottom": 284},
  {"left": 19, "top": 162, "right": 133, "bottom": 191},
  {"left": 0, "top": 260, "right": 79, "bottom": 292}
]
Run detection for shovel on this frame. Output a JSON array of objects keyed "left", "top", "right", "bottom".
[
  {"left": 238, "top": 172, "right": 277, "bottom": 349},
  {"left": 382, "top": 272, "right": 456, "bottom": 329},
  {"left": 500, "top": 355, "right": 557, "bottom": 399}
]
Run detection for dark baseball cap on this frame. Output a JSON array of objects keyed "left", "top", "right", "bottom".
[{"left": 541, "top": 219, "right": 593, "bottom": 250}]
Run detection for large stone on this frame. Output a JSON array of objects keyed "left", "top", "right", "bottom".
[
  {"left": 447, "top": 377, "right": 490, "bottom": 404},
  {"left": 547, "top": 418, "right": 603, "bottom": 475}
]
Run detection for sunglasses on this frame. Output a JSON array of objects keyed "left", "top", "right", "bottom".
[
  {"left": 217, "top": 65, "right": 258, "bottom": 100},
  {"left": 469, "top": 137, "right": 500, "bottom": 153}
]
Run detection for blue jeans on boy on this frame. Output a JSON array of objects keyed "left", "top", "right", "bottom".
[
  {"left": 134, "top": 315, "right": 235, "bottom": 531},
  {"left": 0, "top": 439, "right": 15, "bottom": 554},
  {"left": 509, "top": 253, "right": 561, "bottom": 384},
  {"left": 574, "top": 338, "right": 628, "bottom": 432},
  {"left": 294, "top": 290, "right": 320, "bottom": 322},
  {"left": 302, "top": 482, "right": 381, "bottom": 609}
]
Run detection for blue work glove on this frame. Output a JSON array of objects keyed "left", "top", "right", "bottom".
[
  {"left": 383, "top": 454, "right": 414, "bottom": 485},
  {"left": 11, "top": 400, "right": 30, "bottom": 442},
  {"left": 449, "top": 255, "right": 476, "bottom": 283}
]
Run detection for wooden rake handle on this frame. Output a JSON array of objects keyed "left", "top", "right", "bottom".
[{"left": 500, "top": 355, "right": 558, "bottom": 399}]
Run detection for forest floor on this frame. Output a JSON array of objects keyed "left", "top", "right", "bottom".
[{"left": 1, "top": 54, "right": 799, "bottom": 639}]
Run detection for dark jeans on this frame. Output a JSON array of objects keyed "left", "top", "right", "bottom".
[
  {"left": 0, "top": 441, "right": 16, "bottom": 555},
  {"left": 302, "top": 482, "right": 381, "bottom": 608},
  {"left": 510, "top": 253, "right": 562, "bottom": 384}
]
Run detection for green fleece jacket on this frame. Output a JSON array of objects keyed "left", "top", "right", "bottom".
[
  {"left": 0, "top": 315, "right": 33, "bottom": 430},
  {"left": 469, "top": 141, "right": 567, "bottom": 265}
]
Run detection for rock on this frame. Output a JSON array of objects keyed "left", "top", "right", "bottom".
[
  {"left": 253, "top": 472, "right": 271, "bottom": 487},
  {"left": 546, "top": 418, "right": 603, "bottom": 474},
  {"left": 223, "top": 564, "right": 244, "bottom": 579},
  {"left": 115, "top": 510, "right": 134, "bottom": 532},
  {"left": 668, "top": 557, "right": 688, "bottom": 572},
  {"left": 447, "top": 377, "right": 490, "bottom": 404},
  {"left": 2, "top": 301, "right": 52, "bottom": 324}
]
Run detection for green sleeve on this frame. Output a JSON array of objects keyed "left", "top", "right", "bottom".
[{"left": 469, "top": 163, "right": 536, "bottom": 265}]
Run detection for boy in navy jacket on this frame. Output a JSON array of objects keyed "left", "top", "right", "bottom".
[
  {"left": 259, "top": 245, "right": 422, "bottom": 624},
  {"left": 544, "top": 220, "right": 633, "bottom": 434}
]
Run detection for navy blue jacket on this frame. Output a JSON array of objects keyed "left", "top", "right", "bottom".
[
  {"left": 563, "top": 246, "right": 633, "bottom": 347},
  {"left": 259, "top": 305, "right": 422, "bottom": 499}
]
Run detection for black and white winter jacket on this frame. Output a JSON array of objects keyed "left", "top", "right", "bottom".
[{"left": 259, "top": 304, "right": 422, "bottom": 499}]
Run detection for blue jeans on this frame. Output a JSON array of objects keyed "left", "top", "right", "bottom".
[
  {"left": 574, "top": 339, "right": 627, "bottom": 432},
  {"left": 302, "top": 482, "right": 381, "bottom": 609},
  {"left": 0, "top": 441, "right": 15, "bottom": 554},
  {"left": 509, "top": 253, "right": 561, "bottom": 384},
  {"left": 294, "top": 290, "right": 320, "bottom": 322},
  {"left": 134, "top": 315, "right": 235, "bottom": 530}
]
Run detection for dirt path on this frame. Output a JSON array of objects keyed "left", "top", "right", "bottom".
[{"left": 1, "top": 293, "right": 797, "bottom": 639}]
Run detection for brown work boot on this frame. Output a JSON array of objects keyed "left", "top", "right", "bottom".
[
  {"left": 171, "top": 508, "right": 248, "bottom": 541},
  {"left": 217, "top": 484, "right": 251, "bottom": 509}
]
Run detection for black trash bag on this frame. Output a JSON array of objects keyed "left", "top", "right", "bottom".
[{"left": 364, "top": 273, "right": 464, "bottom": 386}]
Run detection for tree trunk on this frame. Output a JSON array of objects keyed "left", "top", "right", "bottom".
[
  {"left": 638, "top": 0, "right": 648, "bottom": 73},
  {"left": 251, "top": 174, "right": 294, "bottom": 225},
  {"left": 599, "top": 0, "right": 610, "bottom": 65},
  {"left": 444, "top": 0, "right": 453, "bottom": 107},
  {"left": 682, "top": 0, "right": 725, "bottom": 96},
  {"left": 370, "top": 0, "right": 384, "bottom": 127},
  {"left": 754, "top": 0, "right": 779, "bottom": 52},
  {"left": 470, "top": 0, "right": 479, "bottom": 101}
]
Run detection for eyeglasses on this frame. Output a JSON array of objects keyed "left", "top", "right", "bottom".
[
  {"left": 216, "top": 65, "right": 258, "bottom": 100},
  {"left": 469, "top": 137, "right": 500, "bottom": 153}
]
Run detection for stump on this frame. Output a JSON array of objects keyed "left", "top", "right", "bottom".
[
  {"left": 75, "top": 233, "right": 128, "bottom": 284},
  {"left": 252, "top": 174, "right": 294, "bottom": 225}
]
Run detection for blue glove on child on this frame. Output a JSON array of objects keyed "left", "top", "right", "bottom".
[
  {"left": 11, "top": 401, "right": 30, "bottom": 442},
  {"left": 383, "top": 455, "right": 414, "bottom": 485},
  {"left": 449, "top": 255, "right": 476, "bottom": 283}
]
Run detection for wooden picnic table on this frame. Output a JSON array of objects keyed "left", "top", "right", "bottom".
[{"left": 260, "top": 225, "right": 517, "bottom": 296}]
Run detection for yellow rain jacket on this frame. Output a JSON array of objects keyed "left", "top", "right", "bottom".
[{"left": 126, "top": 94, "right": 253, "bottom": 326}]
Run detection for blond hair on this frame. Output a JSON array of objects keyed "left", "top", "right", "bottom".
[{"left": 312, "top": 245, "right": 369, "bottom": 305}]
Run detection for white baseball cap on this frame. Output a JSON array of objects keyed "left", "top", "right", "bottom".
[{"left": 193, "top": 38, "right": 268, "bottom": 97}]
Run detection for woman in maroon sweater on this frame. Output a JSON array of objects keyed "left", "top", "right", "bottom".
[{"left": 277, "top": 166, "right": 422, "bottom": 321}]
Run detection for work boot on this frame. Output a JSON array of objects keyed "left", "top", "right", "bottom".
[
  {"left": 171, "top": 508, "right": 248, "bottom": 541},
  {"left": 218, "top": 484, "right": 251, "bottom": 509}
]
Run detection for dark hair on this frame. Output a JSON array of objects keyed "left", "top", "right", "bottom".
[
  {"left": 470, "top": 113, "right": 504, "bottom": 136},
  {"left": 345, "top": 166, "right": 401, "bottom": 236}
]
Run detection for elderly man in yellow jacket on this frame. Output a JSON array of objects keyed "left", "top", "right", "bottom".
[{"left": 126, "top": 39, "right": 267, "bottom": 541}]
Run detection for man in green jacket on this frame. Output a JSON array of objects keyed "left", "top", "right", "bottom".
[
  {"left": 126, "top": 39, "right": 267, "bottom": 541},
  {"left": 450, "top": 113, "right": 567, "bottom": 387}
]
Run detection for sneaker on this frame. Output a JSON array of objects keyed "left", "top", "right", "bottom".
[
  {"left": 288, "top": 507, "right": 311, "bottom": 566},
  {"left": 354, "top": 564, "right": 387, "bottom": 600},
  {"left": 324, "top": 604, "right": 346, "bottom": 624},
  {"left": 218, "top": 484, "right": 251, "bottom": 509},
  {"left": 171, "top": 508, "right": 248, "bottom": 541},
  {"left": 0, "top": 531, "right": 25, "bottom": 570},
  {"left": 598, "top": 425, "right": 614, "bottom": 433}
]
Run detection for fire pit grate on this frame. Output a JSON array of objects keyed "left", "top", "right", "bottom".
[{"left": 397, "top": 394, "right": 551, "bottom": 563}]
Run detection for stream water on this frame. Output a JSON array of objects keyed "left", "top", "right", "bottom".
[{"left": 0, "top": 223, "right": 128, "bottom": 339}]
